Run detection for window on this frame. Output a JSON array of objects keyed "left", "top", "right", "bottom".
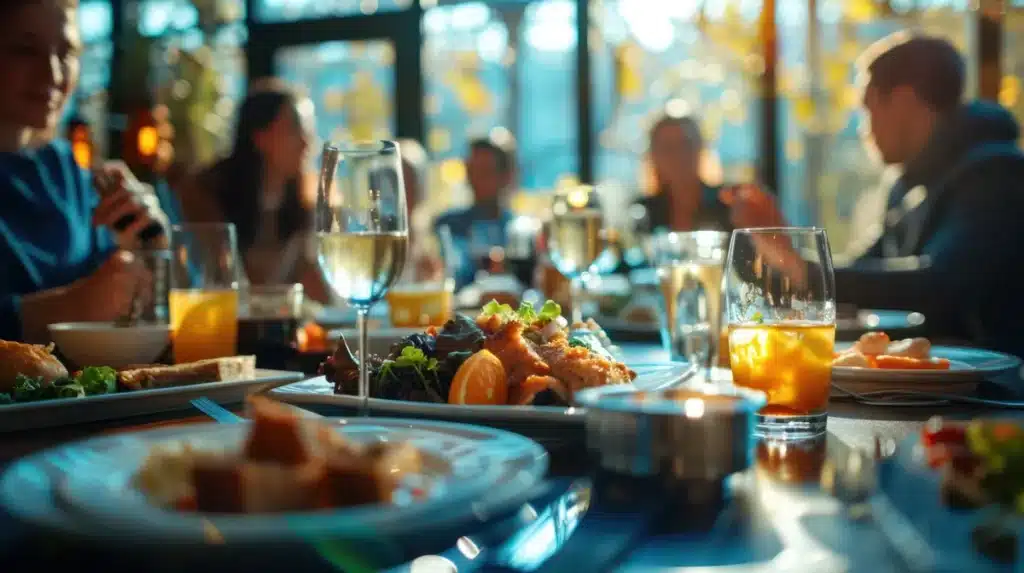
[
  {"left": 422, "top": 1, "right": 578, "bottom": 199},
  {"left": 275, "top": 40, "right": 396, "bottom": 155},
  {"left": 138, "top": 0, "right": 247, "bottom": 166},
  {"left": 67, "top": 0, "right": 114, "bottom": 153},
  {"left": 256, "top": 0, "right": 411, "bottom": 23},
  {"left": 779, "top": 0, "right": 975, "bottom": 251},
  {"left": 1005, "top": 2, "right": 1024, "bottom": 148},
  {"left": 591, "top": 0, "right": 762, "bottom": 220}
]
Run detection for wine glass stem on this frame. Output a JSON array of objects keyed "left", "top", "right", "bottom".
[
  {"left": 357, "top": 307, "right": 370, "bottom": 416},
  {"left": 570, "top": 275, "right": 585, "bottom": 324}
]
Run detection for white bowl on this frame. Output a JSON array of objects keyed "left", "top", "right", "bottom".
[{"left": 48, "top": 322, "right": 172, "bottom": 368}]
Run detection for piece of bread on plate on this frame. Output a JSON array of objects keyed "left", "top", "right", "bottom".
[{"left": 118, "top": 356, "right": 256, "bottom": 391}]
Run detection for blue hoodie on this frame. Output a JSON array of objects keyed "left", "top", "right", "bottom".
[
  {"left": 0, "top": 140, "right": 116, "bottom": 340},
  {"left": 837, "top": 101, "right": 1024, "bottom": 357}
]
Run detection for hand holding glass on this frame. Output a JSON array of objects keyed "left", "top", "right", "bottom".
[
  {"left": 316, "top": 141, "right": 408, "bottom": 409},
  {"left": 724, "top": 227, "right": 835, "bottom": 438}
]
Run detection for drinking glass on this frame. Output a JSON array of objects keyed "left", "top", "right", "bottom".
[
  {"left": 169, "top": 223, "right": 241, "bottom": 364},
  {"left": 547, "top": 185, "right": 604, "bottom": 324},
  {"left": 317, "top": 141, "right": 408, "bottom": 410},
  {"left": 652, "top": 231, "right": 729, "bottom": 371},
  {"left": 724, "top": 227, "right": 835, "bottom": 438}
]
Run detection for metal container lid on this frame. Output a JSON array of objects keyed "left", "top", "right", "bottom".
[{"left": 576, "top": 384, "right": 766, "bottom": 480}]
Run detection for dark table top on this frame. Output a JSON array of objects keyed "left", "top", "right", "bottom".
[{"left": 1, "top": 341, "right": 1020, "bottom": 572}]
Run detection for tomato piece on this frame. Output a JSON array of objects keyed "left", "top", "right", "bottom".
[{"left": 922, "top": 416, "right": 967, "bottom": 447}]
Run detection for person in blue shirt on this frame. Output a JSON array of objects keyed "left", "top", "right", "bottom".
[
  {"left": 433, "top": 137, "right": 516, "bottom": 288},
  {"left": 0, "top": 0, "right": 170, "bottom": 342}
]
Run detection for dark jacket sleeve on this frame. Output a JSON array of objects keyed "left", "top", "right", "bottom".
[{"left": 834, "top": 155, "right": 1024, "bottom": 348}]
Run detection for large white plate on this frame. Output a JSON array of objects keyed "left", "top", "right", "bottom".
[
  {"left": 831, "top": 345, "right": 1021, "bottom": 394},
  {"left": 0, "top": 369, "right": 304, "bottom": 433},
  {"left": 0, "top": 418, "right": 547, "bottom": 545},
  {"left": 271, "top": 363, "right": 695, "bottom": 426}
]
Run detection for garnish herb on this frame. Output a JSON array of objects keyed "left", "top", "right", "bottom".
[
  {"left": 378, "top": 345, "right": 444, "bottom": 402},
  {"left": 481, "top": 299, "right": 563, "bottom": 325},
  {"left": 568, "top": 337, "right": 593, "bottom": 351},
  {"left": 1, "top": 367, "right": 119, "bottom": 405}
]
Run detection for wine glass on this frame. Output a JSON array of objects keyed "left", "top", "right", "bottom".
[
  {"left": 547, "top": 185, "right": 604, "bottom": 324},
  {"left": 316, "top": 141, "right": 409, "bottom": 411},
  {"left": 724, "top": 227, "right": 835, "bottom": 438}
]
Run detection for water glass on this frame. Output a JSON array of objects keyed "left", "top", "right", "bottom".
[{"left": 652, "top": 231, "right": 729, "bottom": 370}]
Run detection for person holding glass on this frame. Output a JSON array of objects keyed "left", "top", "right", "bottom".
[
  {"left": 433, "top": 136, "right": 516, "bottom": 289},
  {"left": 632, "top": 113, "right": 733, "bottom": 236},
  {"left": 0, "top": 0, "right": 171, "bottom": 343},
  {"left": 722, "top": 33, "right": 1024, "bottom": 359},
  {"left": 178, "top": 78, "right": 332, "bottom": 304}
]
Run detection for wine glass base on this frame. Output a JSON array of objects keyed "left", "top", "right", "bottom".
[{"left": 754, "top": 412, "right": 827, "bottom": 440}]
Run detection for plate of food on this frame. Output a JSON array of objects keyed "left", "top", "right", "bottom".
[
  {"left": 875, "top": 416, "right": 1024, "bottom": 570},
  {"left": 0, "top": 397, "right": 548, "bottom": 548},
  {"left": 272, "top": 300, "right": 694, "bottom": 427},
  {"left": 831, "top": 332, "right": 1020, "bottom": 392},
  {"left": 0, "top": 340, "right": 303, "bottom": 432}
]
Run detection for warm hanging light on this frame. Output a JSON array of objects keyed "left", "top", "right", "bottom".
[{"left": 67, "top": 118, "right": 92, "bottom": 169}]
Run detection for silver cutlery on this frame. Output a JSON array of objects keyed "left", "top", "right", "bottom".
[{"left": 832, "top": 383, "right": 1024, "bottom": 409}]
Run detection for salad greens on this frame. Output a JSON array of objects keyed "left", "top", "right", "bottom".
[
  {"left": 378, "top": 346, "right": 445, "bottom": 402},
  {"left": 481, "top": 300, "right": 563, "bottom": 325},
  {"left": 0, "top": 366, "right": 118, "bottom": 405}
]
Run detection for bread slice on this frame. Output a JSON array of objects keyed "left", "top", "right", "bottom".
[{"left": 118, "top": 356, "right": 257, "bottom": 391}]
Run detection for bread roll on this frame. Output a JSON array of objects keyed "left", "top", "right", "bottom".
[{"left": 0, "top": 340, "right": 69, "bottom": 393}]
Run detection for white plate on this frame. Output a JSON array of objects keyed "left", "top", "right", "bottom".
[
  {"left": 0, "top": 418, "right": 547, "bottom": 545},
  {"left": 271, "top": 363, "right": 695, "bottom": 426},
  {"left": 831, "top": 345, "right": 1021, "bottom": 395},
  {"left": 0, "top": 369, "right": 304, "bottom": 433}
]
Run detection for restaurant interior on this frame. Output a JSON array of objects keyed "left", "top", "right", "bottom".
[{"left": 2, "top": 0, "right": 1024, "bottom": 571}]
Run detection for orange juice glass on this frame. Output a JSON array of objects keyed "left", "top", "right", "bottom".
[
  {"left": 170, "top": 288, "right": 239, "bottom": 363},
  {"left": 724, "top": 227, "right": 835, "bottom": 439},
  {"left": 386, "top": 280, "right": 454, "bottom": 327},
  {"left": 728, "top": 322, "right": 835, "bottom": 417},
  {"left": 169, "top": 223, "right": 241, "bottom": 364}
]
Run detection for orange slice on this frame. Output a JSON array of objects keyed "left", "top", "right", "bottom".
[{"left": 448, "top": 350, "right": 508, "bottom": 405}]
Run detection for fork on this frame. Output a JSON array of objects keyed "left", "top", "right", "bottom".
[
  {"left": 832, "top": 383, "right": 1024, "bottom": 409},
  {"left": 189, "top": 397, "right": 245, "bottom": 424}
]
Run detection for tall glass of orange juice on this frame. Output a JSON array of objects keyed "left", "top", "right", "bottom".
[
  {"left": 724, "top": 227, "right": 835, "bottom": 438},
  {"left": 169, "top": 224, "right": 240, "bottom": 364}
]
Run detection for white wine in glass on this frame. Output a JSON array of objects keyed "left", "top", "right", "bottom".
[
  {"left": 547, "top": 185, "right": 604, "bottom": 323},
  {"left": 316, "top": 141, "right": 409, "bottom": 411}
]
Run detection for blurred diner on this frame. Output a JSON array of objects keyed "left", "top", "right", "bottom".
[
  {"left": 633, "top": 113, "right": 733, "bottom": 235},
  {"left": 177, "top": 78, "right": 332, "bottom": 304},
  {"left": 433, "top": 136, "right": 517, "bottom": 289},
  {"left": 723, "top": 33, "right": 1024, "bottom": 357},
  {"left": 0, "top": 0, "right": 170, "bottom": 343}
]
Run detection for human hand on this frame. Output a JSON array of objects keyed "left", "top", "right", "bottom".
[
  {"left": 92, "top": 161, "right": 170, "bottom": 249},
  {"left": 719, "top": 183, "right": 788, "bottom": 230},
  {"left": 71, "top": 250, "right": 153, "bottom": 323}
]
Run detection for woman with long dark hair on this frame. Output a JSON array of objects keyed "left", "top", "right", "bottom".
[
  {"left": 633, "top": 113, "right": 732, "bottom": 234},
  {"left": 180, "top": 79, "right": 330, "bottom": 302}
]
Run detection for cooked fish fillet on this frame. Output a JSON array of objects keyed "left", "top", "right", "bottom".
[
  {"left": 483, "top": 321, "right": 550, "bottom": 386},
  {"left": 534, "top": 334, "right": 635, "bottom": 396},
  {"left": 118, "top": 355, "right": 256, "bottom": 390}
]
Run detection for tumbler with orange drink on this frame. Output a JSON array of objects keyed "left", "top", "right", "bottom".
[
  {"left": 728, "top": 322, "right": 835, "bottom": 416},
  {"left": 169, "top": 223, "right": 241, "bottom": 364},
  {"left": 724, "top": 227, "right": 835, "bottom": 438}
]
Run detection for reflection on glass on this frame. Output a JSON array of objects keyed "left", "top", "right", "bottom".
[{"left": 756, "top": 435, "right": 828, "bottom": 484}]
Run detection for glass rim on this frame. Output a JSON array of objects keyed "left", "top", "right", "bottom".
[
  {"left": 731, "top": 226, "right": 826, "bottom": 236},
  {"left": 322, "top": 140, "right": 398, "bottom": 155}
]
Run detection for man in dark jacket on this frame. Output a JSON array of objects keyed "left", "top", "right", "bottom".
[{"left": 723, "top": 33, "right": 1024, "bottom": 357}]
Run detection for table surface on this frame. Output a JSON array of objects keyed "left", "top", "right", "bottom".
[{"left": 1, "top": 341, "right": 1020, "bottom": 572}]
